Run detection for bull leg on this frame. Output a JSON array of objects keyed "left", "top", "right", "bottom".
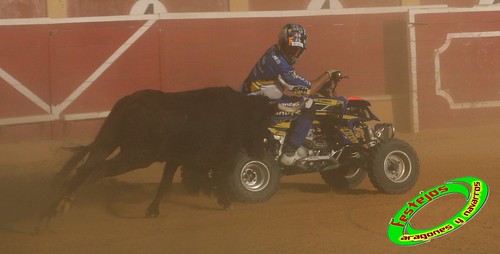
[
  {"left": 37, "top": 152, "right": 149, "bottom": 232},
  {"left": 37, "top": 162, "right": 99, "bottom": 233},
  {"left": 44, "top": 145, "right": 118, "bottom": 224},
  {"left": 212, "top": 168, "right": 233, "bottom": 210},
  {"left": 52, "top": 146, "right": 89, "bottom": 187},
  {"left": 97, "top": 154, "right": 178, "bottom": 218},
  {"left": 53, "top": 142, "right": 118, "bottom": 188},
  {"left": 101, "top": 153, "right": 154, "bottom": 178},
  {"left": 145, "top": 161, "right": 178, "bottom": 218}
]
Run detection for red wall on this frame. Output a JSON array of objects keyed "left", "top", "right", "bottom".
[
  {"left": 1, "top": 6, "right": 500, "bottom": 142},
  {"left": 0, "top": 12, "right": 408, "bottom": 142},
  {"left": 412, "top": 9, "right": 500, "bottom": 129},
  {"left": 0, "top": 0, "right": 46, "bottom": 19},
  {"left": 0, "top": 0, "right": 489, "bottom": 18},
  {"left": 159, "top": 13, "right": 406, "bottom": 94}
]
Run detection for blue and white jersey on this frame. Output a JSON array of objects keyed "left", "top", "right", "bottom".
[{"left": 241, "top": 45, "right": 311, "bottom": 99}]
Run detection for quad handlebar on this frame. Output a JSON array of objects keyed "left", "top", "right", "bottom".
[
  {"left": 318, "top": 70, "right": 350, "bottom": 97},
  {"left": 329, "top": 70, "right": 350, "bottom": 83}
]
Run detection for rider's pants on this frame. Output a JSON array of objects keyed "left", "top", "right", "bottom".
[{"left": 285, "top": 105, "right": 315, "bottom": 152}]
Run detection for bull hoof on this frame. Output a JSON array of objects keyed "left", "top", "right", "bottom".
[
  {"left": 36, "top": 209, "right": 56, "bottom": 234},
  {"left": 38, "top": 195, "right": 74, "bottom": 227},
  {"left": 145, "top": 207, "right": 160, "bottom": 218},
  {"left": 145, "top": 211, "right": 159, "bottom": 218},
  {"left": 57, "top": 197, "right": 73, "bottom": 214},
  {"left": 34, "top": 222, "right": 48, "bottom": 235},
  {"left": 217, "top": 198, "right": 233, "bottom": 210}
]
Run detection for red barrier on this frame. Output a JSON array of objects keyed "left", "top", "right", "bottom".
[
  {"left": 0, "top": 11, "right": 409, "bottom": 142},
  {"left": 2, "top": 6, "right": 500, "bottom": 142},
  {"left": 410, "top": 6, "right": 500, "bottom": 130},
  {"left": 159, "top": 13, "right": 406, "bottom": 94}
]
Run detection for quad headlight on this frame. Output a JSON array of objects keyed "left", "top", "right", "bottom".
[{"left": 374, "top": 123, "right": 395, "bottom": 140}]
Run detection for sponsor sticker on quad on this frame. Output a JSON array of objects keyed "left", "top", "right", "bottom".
[{"left": 388, "top": 176, "right": 489, "bottom": 246}]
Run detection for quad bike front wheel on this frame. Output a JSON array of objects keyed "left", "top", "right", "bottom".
[
  {"left": 368, "top": 138, "right": 419, "bottom": 194},
  {"left": 227, "top": 151, "right": 281, "bottom": 203}
]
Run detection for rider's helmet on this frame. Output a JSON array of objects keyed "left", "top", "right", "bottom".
[{"left": 278, "top": 23, "right": 307, "bottom": 65}]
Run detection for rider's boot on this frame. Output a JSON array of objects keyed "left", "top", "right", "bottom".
[{"left": 279, "top": 144, "right": 301, "bottom": 166}]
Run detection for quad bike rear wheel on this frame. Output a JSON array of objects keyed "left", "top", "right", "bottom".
[{"left": 227, "top": 151, "right": 281, "bottom": 203}]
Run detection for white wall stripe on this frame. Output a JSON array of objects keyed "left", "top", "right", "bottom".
[
  {"left": 0, "top": 67, "right": 51, "bottom": 113},
  {"left": 307, "top": 0, "right": 343, "bottom": 9},
  {"left": 61, "top": 111, "right": 110, "bottom": 121},
  {"left": 2, "top": 4, "right": 500, "bottom": 128},
  {"left": 408, "top": 11, "right": 419, "bottom": 133},
  {"left": 0, "top": 15, "right": 158, "bottom": 26},
  {"left": 0, "top": 5, "right": 450, "bottom": 26},
  {"left": 434, "top": 31, "right": 500, "bottom": 109},
  {"left": 409, "top": 5, "right": 500, "bottom": 132},
  {"left": 0, "top": 114, "right": 58, "bottom": 125},
  {"left": 51, "top": 19, "right": 157, "bottom": 115}
]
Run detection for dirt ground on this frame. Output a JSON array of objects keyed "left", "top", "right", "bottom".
[{"left": 0, "top": 124, "right": 498, "bottom": 254}]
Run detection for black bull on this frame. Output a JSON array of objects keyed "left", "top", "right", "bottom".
[{"left": 40, "top": 87, "right": 276, "bottom": 224}]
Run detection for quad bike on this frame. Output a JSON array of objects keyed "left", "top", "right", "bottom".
[{"left": 186, "top": 71, "right": 420, "bottom": 203}]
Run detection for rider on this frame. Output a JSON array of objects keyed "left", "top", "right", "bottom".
[{"left": 241, "top": 23, "right": 336, "bottom": 166}]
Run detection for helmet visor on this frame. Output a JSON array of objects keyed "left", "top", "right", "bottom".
[
  {"left": 284, "top": 46, "right": 305, "bottom": 64},
  {"left": 287, "top": 31, "right": 306, "bottom": 48},
  {"left": 284, "top": 30, "right": 306, "bottom": 64}
]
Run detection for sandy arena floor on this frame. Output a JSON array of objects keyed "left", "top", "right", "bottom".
[{"left": 0, "top": 124, "right": 499, "bottom": 254}]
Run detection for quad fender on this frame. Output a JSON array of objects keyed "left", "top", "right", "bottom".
[
  {"left": 346, "top": 97, "right": 380, "bottom": 121},
  {"left": 347, "top": 97, "right": 371, "bottom": 107}
]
